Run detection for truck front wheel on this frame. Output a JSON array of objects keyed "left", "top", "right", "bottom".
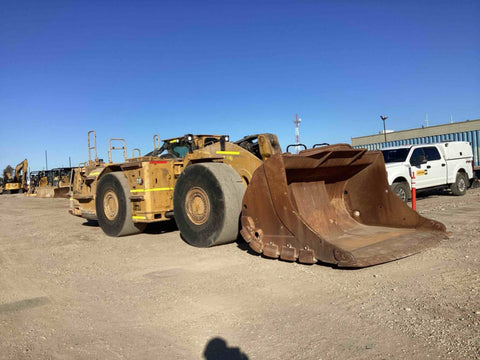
[
  {"left": 450, "top": 172, "right": 468, "bottom": 196},
  {"left": 392, "top": 181, "right": 410, "bottom": 202}
]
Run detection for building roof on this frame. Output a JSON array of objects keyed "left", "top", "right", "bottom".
[{"left": 351, "top": 118, "right": 480, "bottom": 146}]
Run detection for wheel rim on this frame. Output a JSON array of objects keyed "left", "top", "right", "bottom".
[
  {"left": 103, "top": 190, "right": 119, "bottom": 221},
  {"left": 185, "top": 187, "right": 210, "bottom": 225},
  {"left": 458, "top": 177, "right": 466, "bottom": 192},
  {"left": 396, "top": 187, "right": 407, "bottom": 201}
]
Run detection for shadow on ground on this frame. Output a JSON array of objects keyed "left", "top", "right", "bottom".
[
  {"left": 415, "top": 188, "right": 449, "bottom": 199},
  {"left": 82, "top": 220, "right": 99, "bottom": 227},
  {"left": 81, "top": 219, "right": 178, "bottom": 235},
  {"left": 203, "top": 337, "right": 248, "bottom": 360},
  {"left": 0, "top": 297, "right": 50, "bottom": 314},
  {"left": 144, "top": 219, "right": 178, "bottom": 234}
]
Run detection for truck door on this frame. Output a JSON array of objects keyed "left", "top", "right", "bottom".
[
  {"left": 422, "top": 146, "right": 446, "bottom": 185},
  {"left": 409, "top": 146, "right": 445, "bottom": 188},
  {"left": 410, "top": 148, "right": 427, "bottom": 188}
]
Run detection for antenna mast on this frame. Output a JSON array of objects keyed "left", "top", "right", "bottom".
[{"left": 294, "top": 114, "right": 302, "bottom": 154}]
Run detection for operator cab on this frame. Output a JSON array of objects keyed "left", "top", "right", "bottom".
[{"left": 147, "top": 134, "right": 229, "bottom": 159}]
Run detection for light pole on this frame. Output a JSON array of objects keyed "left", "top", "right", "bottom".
[
  {"left": 294, "top": 114, "right": 302, "bottom": 154},
  {"left": 380, "top": 115, "right": 388, "bottom": 143}
]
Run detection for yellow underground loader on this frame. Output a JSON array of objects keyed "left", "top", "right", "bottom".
[
  {"left": 70, "top": 132, "right": 447, "bottom": 267},
  {"left": 70, "top": 131, "right": 280, "bottom": 246}
]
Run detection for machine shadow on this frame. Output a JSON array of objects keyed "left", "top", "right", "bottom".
[
  {"left": 203, "top": 337, "right": 249, "bottom": 360},
  {"left": 81, "top": 219, "right": 99, "bottom": 227},
  {"left": 81, "top": 219, "right": 178, "bottom": 235},
  {"left": 143, "top": 219, "right": 178, "bottom": 234}
]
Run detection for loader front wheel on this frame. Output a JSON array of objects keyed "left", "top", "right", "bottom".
[
  {"left": 173, "top": 163, "right": 246, "bottom": 247},
  {"left": 450, "top": 172, "right": 468, "bottom": 196},
  {"left": 96, "top": 172, "right": 146, "bottom": 237},
  {"left": 392, "top": 181, "right": 410, "bottom": 202}
]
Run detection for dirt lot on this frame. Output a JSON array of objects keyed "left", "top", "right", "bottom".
[{"left": 1, "top": 189, "right": 479, "bottom": 359}]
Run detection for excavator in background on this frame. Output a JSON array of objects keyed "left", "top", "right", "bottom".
[
  {"left": 70, "top": 131, "right": 447, "bottom": 268},
  {"left": 3, "top": 159, "right": 28, "bottom": 194}
]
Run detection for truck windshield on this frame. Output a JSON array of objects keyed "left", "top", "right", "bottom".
[{"left": 381, "top": 148, "right": 410, "bottom": 163}]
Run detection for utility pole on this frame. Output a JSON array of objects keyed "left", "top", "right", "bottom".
[
  {"left": 380, "top": 115, "right": 388, "bottom": 143},
  {"left": 294, "top": 114, "right": 302, "bottom": 154},
  {"left": 45, "top": 150, "right": 48, "bottom": 171}
]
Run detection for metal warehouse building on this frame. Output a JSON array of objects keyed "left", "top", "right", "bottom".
[{"left": 351, "top": 118, "right": 480, "bottom": 168}]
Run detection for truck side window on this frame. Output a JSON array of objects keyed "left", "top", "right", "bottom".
[
  {"left": 423, "top": 147, "right": 441, "bottom": 161},
  {"left": 410, "top": 148, "right": 425, "bottom": 166}
]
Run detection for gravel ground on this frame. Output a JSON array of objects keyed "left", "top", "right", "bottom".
[{"left": 0, "top": 188, "right": 479, "bottom": 359}]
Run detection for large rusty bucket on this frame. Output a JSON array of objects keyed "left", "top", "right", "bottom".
[{"left": 240, "top": 144, "right": 448, "bottom": 268}]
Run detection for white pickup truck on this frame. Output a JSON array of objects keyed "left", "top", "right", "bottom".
[{"left": 381, "top": 142, "right": 474, "bottom": 201}]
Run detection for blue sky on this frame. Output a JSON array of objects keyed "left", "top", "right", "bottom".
[{"left": 1, "top": 0, "right": 479, "bottom": 171}]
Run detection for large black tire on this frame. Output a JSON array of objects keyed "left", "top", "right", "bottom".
[
  {"left": 95, "top": 172, "right": 146, "bottom": 237},
  {"left": 450, "top": 172, "right": 468, "bottom": 196},
  {"left": 391, "top": 181, "right": 410, "bottom": 202},
  {"left": 173, "top": 163, "right": 246, "bottom": 247}
]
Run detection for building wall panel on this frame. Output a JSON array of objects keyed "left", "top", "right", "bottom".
[{"left": 352, "top": 126, "right": 480, "bottom": 167}]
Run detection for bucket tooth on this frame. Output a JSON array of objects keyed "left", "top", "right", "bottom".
[
  {"left": 299, "top": 248, "right": 317, "bottom": 264},
  {"left": 239, "top": 227, "right": 253, "bottom": 242},
  {"left": 263, "top": 242, "right": 280, "bottom": 259},
  {"left": 280, "top": 245, "right": 298, "bottom": 261},
  {"left": 241, "top": 144, "right": 448, "bottom": 268},
  {"left": 248, "top": 238, "right": 263, "bottom": 254},
  {"left": 240, "top": 216, "right": 265, "bottom": 253}
]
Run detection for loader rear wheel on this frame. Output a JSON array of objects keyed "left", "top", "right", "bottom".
[
  {"left": 96, "top": 172, "right": 146, "bottom": 237},
  {"left": 450, "top": 172, "right": 468, "bottom": 196},
  {"left": 392, "top": 181, "right": 410, "bottom": 202},
  {"left": 173, "top": 163, "right": 246, "bottom": 247}
]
